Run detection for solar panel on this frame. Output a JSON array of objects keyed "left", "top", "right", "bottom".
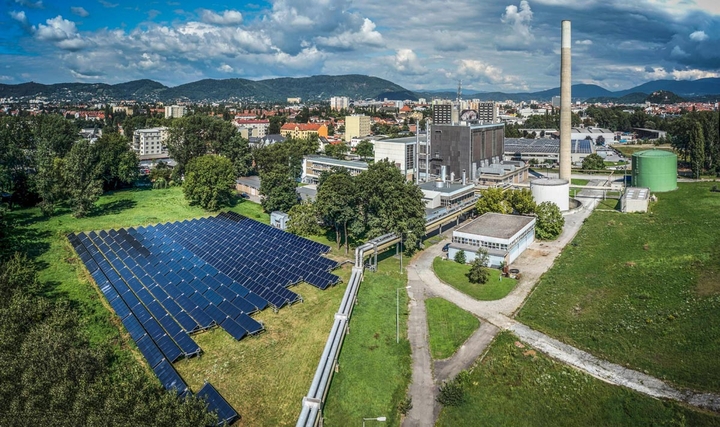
[
  {"left": 154, "top": 333, "right": 183, "bottom": 363},
  {"left": 196, "top": 382, "right": 239, "bottom": 425},
  {"left": 136, "top": 335, "right": 164, "bottom": 369},
  {"left": 219, "top": 317, "right": 247, "bottom": 341},
  {"left": 153, "top": 359, "right": 187, "bottom": 394}
]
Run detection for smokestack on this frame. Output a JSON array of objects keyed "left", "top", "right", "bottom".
[
  {"left": 450, "top": 172, "right": 455, "bottom": 183},
  {"left": 462, "top": 169, "right": 467, "bottom": 185},
  {"left": 560, "top": 20, "right": 572, "bottom": 181},
  {"left": 441, "top": 165, "right": 447, "bottom": 183}
]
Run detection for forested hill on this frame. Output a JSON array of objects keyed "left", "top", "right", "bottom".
[{"left": 0, "top": 75, "right": 409, "bottom": 103}]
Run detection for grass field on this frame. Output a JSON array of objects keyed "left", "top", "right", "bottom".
[
  {"left": 571, "top": 178, "right": 589, "bottom": 186},
  {"left": 596, "top": 198, "right": 620, "bottom": 210},
  {"left": 323, "top": 255, "right": 412, "bottom": 427},
  {"left": 426, "top": 298, "right": 480, "bottom": 360},
  {"left": 7, "top": 186, "right": 361, "bottom": 425},
  {"left": 436, "top": 331, "right": 720, "bottom": 427},
  {"left": 433, "top": 257, "right": 517, "bottom": 301},
  {"left": 518, "top": 182, "right": 720, "bottom": 393}
]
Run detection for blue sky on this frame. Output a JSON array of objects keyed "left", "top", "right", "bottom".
[{"left": 1, "top": 0, "right": 719, "bottom": 92}]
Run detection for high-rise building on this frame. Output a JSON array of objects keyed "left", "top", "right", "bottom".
[
  {"left": 132, "top": 127, "right": 169, "bottom": 156},
  {"left": 344, "top": 114, "right": 371, "bottom": 143},
  {"left": 164, "top": 105, "right": 186, "bottom": 118},
  {"left": 330, "top": 96, "right": 350, "bottom": 111},
  {"left": 427, "top": 123, "right": 505, "bottom": 181},
  {"left": 475, "top": 102, "right": 497, "bottom": 123}
]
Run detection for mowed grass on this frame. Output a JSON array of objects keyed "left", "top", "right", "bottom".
[
  {"left": 518, "top": 182, "right": 720, "bottom": 393},
  {"left": 426, "top": 298, "right": 480, "bottom": 359},
  {"left": 175, "top": 272, "right": 350, "bottom": 427},
  {"left": 323, "top": 256, "right": 412, "bottom": 427},
  {"left": 571, "top": 178, "right": 589, "bottom": 186},
  {"left": 436, "top": 331, "right": 720, "bottom": 427},
  {"left": 433, "top": 257, "right": 517, "bottom": 301}
]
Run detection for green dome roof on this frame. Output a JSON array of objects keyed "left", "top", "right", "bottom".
[{"left": 633, "top": 149, "right": 676, "bottom": 158}]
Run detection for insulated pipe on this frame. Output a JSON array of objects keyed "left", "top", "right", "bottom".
[{"left": 560, "top": 20, "right": 572, "bottom": 181}]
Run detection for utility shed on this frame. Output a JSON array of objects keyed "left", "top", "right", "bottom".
[
  {"left": 621, "top": 187, "right": 650, "bottom": 213},
  {"left": 271, "top": 211, "right": 290, "bottom": 230},
  {"left": 448, "top": 212, "right": 535, "bottom": 267}
]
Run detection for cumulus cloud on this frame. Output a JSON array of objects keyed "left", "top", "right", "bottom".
[
  {"left": 217, "top": 64, "right": 234, "bottom": 73},
  {"left": 689, "top": 30, "right": 708, "bottom": 41},
  {"left": 14, "top": 0, "right": 43, "bottom": 8},
  {"left": 9, "top": 10, "right": 29, "bottom": 26},
  {"left": 393, "top": 49, "right": 427, "bottom": 75},
  {"left": 200, "top": 9, "right": 243, "bottom": 25},
  {"left": 497, "top": 0, "right": 534, "bottom": 51},
  {"left": 71, "top": 6, "right": 89, "bottom": 17},
  {"left": 314, "top": 18, "right": 383, "bottom": 50},
  {"left": 576, "top": 39, "right": 593, "bottom": 45},
  {"left": 456, "top": 59, "right": 526, "bottom": 89}
]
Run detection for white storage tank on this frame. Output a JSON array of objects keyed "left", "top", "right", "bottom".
[{"left": 530, "top": 178, "right": 570, "bottom": 211}]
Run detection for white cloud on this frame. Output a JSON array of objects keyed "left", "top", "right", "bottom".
[
  {"left": 314, "top": 18, "right": 384, "bottom": 50},
  {"left": 0, "top": 75, "right": 13, "bottom": 81},
  {"left": 34, "top": 16, "right": 79, "bottom": 41},
  {"left": 689, "top": 30, "right": 708, "bottom": 41},
  {"left": 200, "top": 9, "right": 243, "bottom": 25},
  {"left": 456, "top": 59, "right": 526, "bottom": 89},
  {"left": 71, "top": 6, "right": 89, "bottom": 17},
  {"left": 9, "top": 10, "right": 29, "bottom": 26},
  {"left": 576, "top": 39, "right": 593, "bottom": 45},
  {"left": 497, "top": 0, "right": 534, "bottom": 50},
  {"left": 393, "top": 49, "right": 427, "bottom": 75},
  {"left": 671, "top": 45, "right": 689, "bottom": 57},
  {"left": 217, "top": 64, "right": 234, "bottom": 73},
  {"left": 14, "top": 0, "right": 43, "bottom": 8}
]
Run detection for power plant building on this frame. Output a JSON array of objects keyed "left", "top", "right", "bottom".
[
  {"left": 427, "top": 123, "right": 504, "bottom": 182},
  {"left": 372, "top": 136, "right": 418, "bottom": 181},
  {"left": 448, "top": 213, "right": 536, "bottom": 267}
]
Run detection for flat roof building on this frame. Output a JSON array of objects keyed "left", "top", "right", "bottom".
[
  {"left": 132, "top": 127, "right": 168, "bottom": 156},
  {"left": 345, "top": 114, "right": 372, "bottom": 143},
  {"left": 504, "top": 138, "right": 595, "bottom": 165},
  {"left": 419, "top": 181, "right": 476, "bottom": 209},
  {"left": 428, "top": 123, "right": 504, "bottom": 182},
  {"left": 301, "top": 155, "right": 368, "bottom": 184},
  {"left": 621, "top": 187, "right": 650, "bottom": 213},
  {"left": 448, "top": 212, "right": 536, "bottom": 267},
  {"left": 372, "top": 135, "right": 421, "bottom": 181}
]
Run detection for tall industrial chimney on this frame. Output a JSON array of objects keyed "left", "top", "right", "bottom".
[{"left": 560, "top": 20, "right": 572, "bottom": 181}]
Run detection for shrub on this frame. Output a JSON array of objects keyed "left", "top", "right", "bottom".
[
  {"left": 397, "top": 396, "right": 413, "bottom": 415},
  {"left": 437, "top": 377, "right": 466, "bottom": 406},
  {"left": 454, "top": 250, "right": 466, "bottom": 264}
]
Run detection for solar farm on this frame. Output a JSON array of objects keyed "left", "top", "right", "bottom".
[{"left": 68, "top": 211, "right": 341, "bottom": 424}]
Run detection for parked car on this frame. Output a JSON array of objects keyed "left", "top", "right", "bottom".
[{"left": 442, "top": 243, "right": 450, "bottom": 252}]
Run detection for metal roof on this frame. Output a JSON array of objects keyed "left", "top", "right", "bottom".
[{"left": 455, "top": 213, "right": 535, "bottom": 240}]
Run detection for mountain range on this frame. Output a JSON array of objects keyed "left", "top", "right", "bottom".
[{"left": 1, "top": 75, "right": 719, "bottom": 103}]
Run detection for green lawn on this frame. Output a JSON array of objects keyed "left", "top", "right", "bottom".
[
  {"left": 323, "top": 256, "right": 412, "bottom": 427},
  {"left": 596, "top": 198, "right": 620, "bottom": 210},
  {"left": 433, "top": 257, "right": 517, "bottom": 301},
  {"left": 436, "top": 331, "right": 720, "bottom": 427},
  {"left": 426, "top": 298, "right": 480, "bottom": 359},
  {"left": 571, "top": 178, "right": 589, "bottom": 186},
  {"left": 518, "top": 182, "right": 720, "bottom": 393}
]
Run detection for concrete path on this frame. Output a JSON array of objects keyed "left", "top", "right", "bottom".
[{"left": 402, "top": 192, "right": 720, "bottom": 422}]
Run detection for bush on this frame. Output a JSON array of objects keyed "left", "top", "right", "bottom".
[
  {"left": 397, "top": 396, "right": 413, "bottom": 415},
  {"left": 454, "top": 250, "right": 466, "bottom": 264},
  {"left": 466, "top": 253, "right": 490, "bottom": 285},
  {"left": 437, "top": 377, "right": 466, "bottom": 407},
  {"left": 152, "top": 177, "right": 168, "bottom": 189}
]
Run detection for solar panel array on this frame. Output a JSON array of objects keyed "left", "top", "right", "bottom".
[
  {"left": 68, "top": 212, "right": 341, "bottom": 424},
  {"left": 504, "top": 138, "right": 595, "bottom": 155}
]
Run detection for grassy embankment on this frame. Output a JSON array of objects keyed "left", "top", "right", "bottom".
[
  {"left": 518, "top": 182, "right": 720, "bottom": 393},
  {"left": 436, "top": 331, "right": 720, "bottom": 427},
  {"left": 425, "top": 297, "right": 480, "bottom": 360},
  {"left": 433, "top": 257, "right": 517, "bottom": 301}
]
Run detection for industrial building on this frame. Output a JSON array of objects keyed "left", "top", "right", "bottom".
[
  {"left": 621, "top": 187, "right": 650, "bottom": 213},
  {"left": 344, "top": 115, "right": 372, "bottom": 143},
  {"left": 504, "top": 138, "right": 595, "bottom": 165},
  {"left": 426, "top": 123, "right": 504, "bottom": 182},
  {"left": 301, "top": 156, "right": 368, "bottom": 184},
  {"left": 476, "top": 161, "right": 529, "bottom": 186},
  {"left": 372, "top": 136, "right": 419, "bottom": 180},
  {"left": 631, "top": 149, "right": 677, "bottom": 192},
  {"left": 448, "top": 213, "right": 536, "bottom": 267},
  {"left": 419, "top": 181, "right": 476, "bottom": 210},
  {"left": 132, "top": 127, "right": 168, "bottom": 156},
  {"left": 531, "top": 178, "right": 570, "bottom": 211}
]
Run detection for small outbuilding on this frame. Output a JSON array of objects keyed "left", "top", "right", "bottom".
[
  {"left": 621, "top": 187, "right": 650, "bottom": 213},
  {"left": 270, "top": 211, "right": 289, "bottom": 230},
  {"left": 448, "top": 212, "right": 536, "bottom": 267}
]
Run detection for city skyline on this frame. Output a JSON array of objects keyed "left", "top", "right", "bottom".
[{"left": 1, "top": 0, "right": 719, "bottom": 92}]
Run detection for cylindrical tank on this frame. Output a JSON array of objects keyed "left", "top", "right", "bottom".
[
  {"left": 631, "top": 149, "right": 677, "bottom": 192},
  {"left": 531, "top": 178, "right": 570, "bottom": 211}
]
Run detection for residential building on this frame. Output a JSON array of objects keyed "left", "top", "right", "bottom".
[
  {"left": 287, "top": 97, "right": 302, "bottom": 104},
  {"left": 235, "top": 119, "right": 270, "bottom": 138},
  {"left": 112, "top": 106, "right": 133, "bottom": 116},
  {"left": 448, "top": 212, "right": 536, "bottom": 267},
  {"left": 280, "top": 123, "right": 328, "bottom": 140},
  {"left": 474, "top": 102, "right": 497, "bottom": 123},
  {"left": 132, "top": 127, "right": 168, "bottom": 156},
  {"left": 433, "top": 103, "right": 456, "bottom": 125},
  {"left": 330, "top": 96, "right": 350, "bottom": 111},
  {"left": 301, "top": 155, "right": 368, "bottom": 184},
  {"left": 344, "top": 114, "right": 372, "bottom": 143},
  {"left": 164, "top": 105, "right": 186, "bottom": 118}
]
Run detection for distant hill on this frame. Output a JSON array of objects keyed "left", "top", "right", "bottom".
[{"left": 1, "top": 75, "right": 719, "bottom": 103}]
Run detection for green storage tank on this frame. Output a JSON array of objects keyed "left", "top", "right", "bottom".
[{"left": 631, "top": 149, "right": 677, "bottom": 192}]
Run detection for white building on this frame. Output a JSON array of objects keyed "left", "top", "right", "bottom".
[
  {"left": 344, "top": 114, "right": 372, "bottom": 143},
  {"left": 301, "top": 156, "right": 368, "bottom": 184},
  {"left": 569, "top": 127, "right": 614, "bottom": 144},
  {"left": 164, "top": 105, "right": 186, "bottom": 118},
  {"left": 234, "top": 119, "right": 269, "bottom": 138},
  {"left": 371, "top": 136, "right": 417, "bottom": 181},
  {"left": 448, "top": 213, "right": 536, "bottom": 267},
  {"left": 330, "top": 96, "right": 350, "bottom": 111},
  {"left": 132, "top": 127, "right": 169, "bottom": 156}
]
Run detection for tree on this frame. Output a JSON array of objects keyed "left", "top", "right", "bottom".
[
  {"left": 217, "top": 133, "right": 253, "bottom": 177},
  {"left": 183, "top": 154, "right": 236, "bottom": 211},
  {"left": 689, "top": 121, "right": 705, "bottom": 178},
  {"left": 454, "top": 249, "right": 466, "bottom": 264},
  {"left": 64, "top": 140, "right": 104, "bottom": 218},
  {"left": 355, "top": 139, "right": 374, "bottom": 160},
  {"left": 506, "top": 189, "right": 536, "bottom": 215},
  {"left": 466, "top": 249, "right": 490, "bottom": 284},
  {"left": 166, "top": 115, "right": 235, "bottom": 175},
  {"left": 34, "top": 141, "right": 67, "bottom": 216},
  {"left": 316, "top": 168, "right": 357, "bottom": 253},
  {"left": 535, "top": 201, "right": 564, "bottom": 240},
  {"left": 581, "top": 153, "right": 606, "bottom": 170},
  {"left": 596, "top": 135, "right": 606, "bottom": 145},
  {"left": 259, "top": 165, "right": 298, "bottom": 213},
  {"left": 324, "top": 142, "right": 349, "bottom": 160},
  {"left": 475, "top": 187, "right": 511, "bottom": 215},
  {"left": 149, "top": 160, "right": 172, "bottom": 183},
  {"left": 92, "top": 133, "right": 139, "bottom": 190},
  {"left": 286, "top": 202, "right": 322, "bottom": 237}
]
